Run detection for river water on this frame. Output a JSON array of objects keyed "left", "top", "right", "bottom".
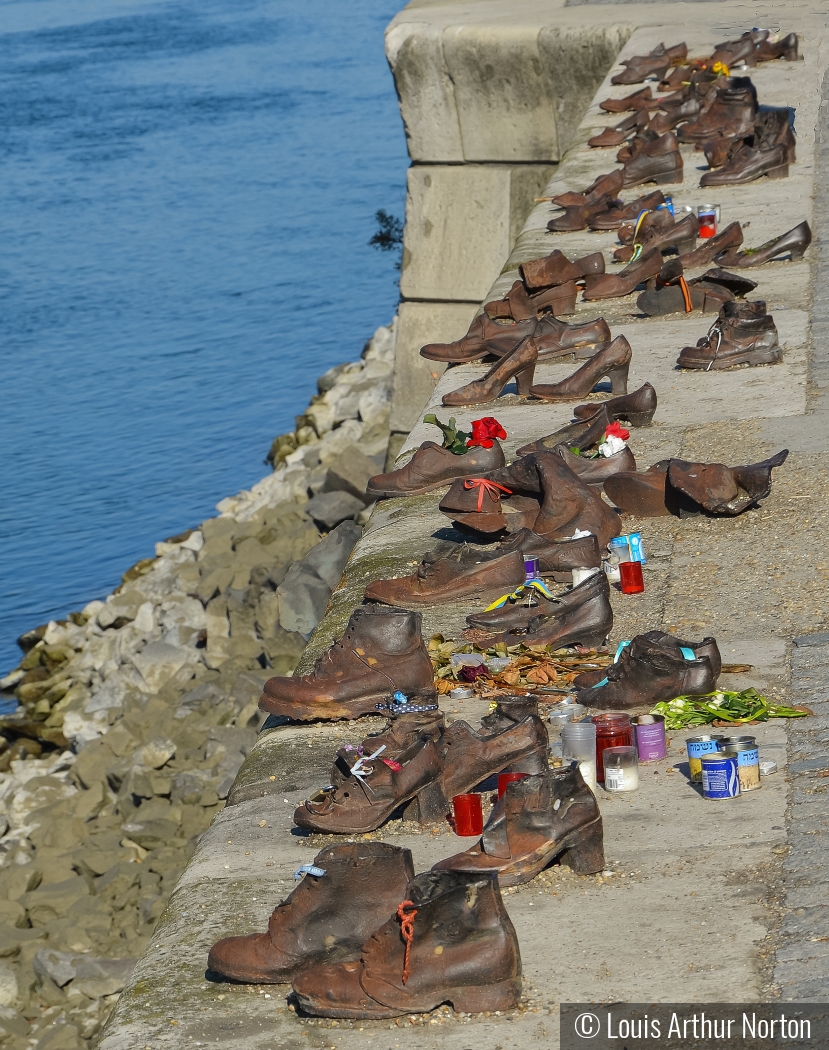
[{"left": 0, "top": 0, "right": 407, "bottom": 680}]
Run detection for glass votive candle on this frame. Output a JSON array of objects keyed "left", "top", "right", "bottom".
[
  {"left": 602, "top": 746, "right": 639, "bottom": 791},
  {"left": 697, "top": 204, "right": 721, "bottom": 238},
  {"left": 619, "top": 560, "right": 645, "bottom": 594},
  {"left": 452, "top": 793, "right": 483, "bottom": 836},
  {"left": 497, "top": 772, "right": 529, "bottom": 798},
  {"left": 561, "top": 722, "right": 597, "bottom": 792},
  {"left": 572, "top": 565, "right": 601, "bottom": 587}
]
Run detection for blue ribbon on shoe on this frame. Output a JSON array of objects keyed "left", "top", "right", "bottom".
[{"left": 294, "top": 865, "right": 326, "bottom": 880}]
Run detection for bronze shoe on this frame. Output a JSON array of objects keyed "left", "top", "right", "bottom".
[
  {"left": 495, "top": 530, "right": 603, "bottom": 581},
  {"left": 587, "top": 108, "right": 649, "bottom": 148},
  {"left": 700, "top": 142, "right": 788, "bottom": 187},
  {"left": 679, "top": 220, "right": 743, "bottom": 268},
  {"left": 588, "top": 189, "right": 666, "bottom": 230},
  {"left": 364, "top": 547, "right": 526, "bottom": 607},
  {"left": 572, "top": 383, "right": 657, "bottom": 427},
  {"left": 442, "top": 335, "right": 537, "bottom": 407},
  {"left": 367, "top": 440, "right": 505, "bottom": 500},
  {"left": 582, "top": 250, "right": 663, "bottom": 301},
  {"left": 520, "top": 250, "right": 605, "bottom": 290},
  {"left": 516, "top": 403, "right": 614, "bottom": 456},
  {"left": 480, "top": 694, "right": 539, "bottom": 734},
  {"left": 549, "top": 169, "right": 624, "bottom": 207},
  {"left": 574, "top": 631, "right": 722, "bottom": 689},
  {"left": 547, "top": 194, "right": 616, "bottom": 234},
  {"left": 207, "top": 843, "right": 415, "bottom": 983},
  {"left": 530, "top": 335, "right": 632, "bottom": 401},
  {"left": 259, "top": 607, "right": 436, "bottom": 722},
  {"left": 611, "top": 56, "right": 671, "bottom": 86},
  {"left": 622, "top": 133, "right": 683, "bottom": 186},
  {"left": 419, "top": 314, "right": 536, "bottom": 364},
  {"left": 613, "top": 212, "right": 698, "bottom": 263},
  {"left": 292, "top": 870, "right": 522, "bottom": 1017},
  {"left": 756, "top": 32, "right": 798, "bottom": 62},
  {"left": 489, "top": 569, "right": 613, "bottom": 650},
  {"left": 293, "top": 734, "right": 447, "bottom": 834},
  {"left": 677, "top": 300, "right": 780, "bottom": 369},
  {"left": 557, "top": 443, "right": 636, "bottom": 485},
  {"left": 599, "top": 86, "right": 654, "bottom": 113},
  {"left": 331, "top": 707, "right": 445, "bottom": 788},
  {"left": 534, "top": 313, "right": 612, "bottom": 362},
  {"left": 716, "top": 220, "right": 811, "bottom": 268},
  {"left": 433, "top": 765, "right": 604, "bottom": 885},
  {"left": 466, "top": 567, "right": 610, "bottom": 633},
  {"left": 441, "top": 714, "right": 549, "bottom": 798}
]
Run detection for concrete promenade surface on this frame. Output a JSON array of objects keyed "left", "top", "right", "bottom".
[{"left": 100, "top": 4, "right": 829, "bottom": 1048}]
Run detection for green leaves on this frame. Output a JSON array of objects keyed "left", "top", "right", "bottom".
[
  {"left": 651, "top": 689, "right": 810, "bottom": 729},
  {"left": 423, "top": 413, "right": 471, "bottom": 455}
]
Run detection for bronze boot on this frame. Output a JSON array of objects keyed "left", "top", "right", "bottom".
[
  {"left": 292, "top": 870, "right": 522, "bottom": 1017},
  {"left": 367, "top": 439, "right": 505, "bottom": 500},
  {"left": 433, "top": 765, "right": 604, "bottom": 885},
  {"left": 677, "top": 300, "right": 780, "bottom": 369},
  {"left": 259, "top": 607, "right": 436, "bottom": 721},
  {"left": 293, "top": 734, "right": 447, "bottom": 834},
  {"left": 207, "top": 843, "right": 415, "bottom": 983}
]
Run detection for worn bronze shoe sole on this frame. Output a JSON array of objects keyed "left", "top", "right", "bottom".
[{"left": 677, "top": 347, "right": 783, "bottom": 370}]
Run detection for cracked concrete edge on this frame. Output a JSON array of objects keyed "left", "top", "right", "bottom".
[{"left": 772, "top": 61, "right": 829, "bottom": 1005}]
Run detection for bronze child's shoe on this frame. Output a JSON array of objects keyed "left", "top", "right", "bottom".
[
  {"left": 367, "top": 439, "right": 505, "bottom": 500},
  {"left": 433, "top": 764, "right": 604, "bottom": 885},
  {"left": 259, "top": 606, "right": 436, "bottom": 722},
  {"left": 530, "top": 335, "right": 632, "bottom": 401},
  {"left": 572, "top": 382, "right": 657, "bottom": 426},
  {"left": 207, "top": 843, "right": 415, "bottom": 983},
  {"left": 292, "top": 870, "right": 522, "bottom": 1018},
  {"left": 294, "top": 734, "right": 448, "bottom": 834},
  {"left": 442, "top": 335, "right": 538, "bottom": 407}
]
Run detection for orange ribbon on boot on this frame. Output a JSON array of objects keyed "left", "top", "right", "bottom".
[
  {"left": 397, "top": 900, "right": 418, "bottom": 984},
  {"left": 463, "top": 478, "right": 512, "bottom": 511}
]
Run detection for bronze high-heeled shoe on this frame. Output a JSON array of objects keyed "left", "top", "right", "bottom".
[
  {"left": 442, "top": 335, "right": 538, "bottom": 407},
  {"left": 582, "top": 249, "right": 663, "bottom": 301},
  {"left": 529, "top": 335, "right": 632, "bottom": 403}
]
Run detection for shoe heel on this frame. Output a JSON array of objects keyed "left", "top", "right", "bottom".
[
  {"left": 791, "top": 246, "right": 806, "bottom": 260},
  {"left": 559, "top": 818, "right": 605, "bottom": 875},
  {"left": 767, "top": 164, "right": 789, "bottom": 180},
  {"left": 507, "top": 746, "right": 549, "bottom": 776},
  {"left": 626, "top": 410, "right": 655, "bottom": 427},
  {"left": 403, "top": 780, "right": 450, "bottom": 824},
  {"left": 608, "top": 362, "right": 630, "bottom": 395},
  {"left": 784, "top": 45, "right": 798, "bottom": 61},
  {"left": 447, "top": 978, "right": 522, "bottom": 1014},
  {"left": 515, "top": 363, "right": 536, "bottom": 396}
]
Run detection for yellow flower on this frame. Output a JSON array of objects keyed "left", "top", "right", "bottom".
[{"left": 712, "top": 60, "right": 730, "bottom": 75}]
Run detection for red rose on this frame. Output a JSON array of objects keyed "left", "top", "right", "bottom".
[
  {"left": 604, "top": 421, "right": 630, "bottom": 442},
  {"left": 467, "top": 417, "right": 507, "bottom": 449}
]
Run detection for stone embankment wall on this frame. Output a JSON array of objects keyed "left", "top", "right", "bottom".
[{"left": 0, "top": 322, "right": 396, "bottom": 1050}]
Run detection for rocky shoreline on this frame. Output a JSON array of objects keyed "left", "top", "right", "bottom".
[{"left": 0, "top": 321, "right": 396, "bottom": 1050}]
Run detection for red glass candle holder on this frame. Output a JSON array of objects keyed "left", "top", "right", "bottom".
[
  {"left": 452, "top": 793, "right": 483, "bottom": 836},
  {"left": 497, "top": 772, "right": 529, "bottom": 798},
  {"left": 619, "top": 560, "right": 645, "bottom": 594}
]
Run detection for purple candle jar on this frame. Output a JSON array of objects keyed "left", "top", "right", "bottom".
[{"left": 633, "top": 714, "right": 667, "bottom": 763}]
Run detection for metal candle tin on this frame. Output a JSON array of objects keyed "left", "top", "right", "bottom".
[
  {"left": 701, "top": 754, "right": 740, "bottom": 799},
  {"left": 716, "top": 735, "right": 756, "bottom": 749},
  {"left": 687, "top": 735, "right": 723, "bottom": 783},
  {"left": 634, "top": 714, "right": 667, "bottom": 762},
  {"left": 720, "top": 743, "right": 761, "bottom": 792}
]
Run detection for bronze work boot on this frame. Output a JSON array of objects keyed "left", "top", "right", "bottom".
[
  {"left": 438, "top": 451, "right": 621, "bottom": 547},
  {"left": 259, "top": 607, "right": 436, "bottom": 721},
  {"left": 207, "top": 843, "right": 415, "bottom": 983},
  {"left": 419, "top": 314, "right": 536, "bottom": 364},
  {"left": 489, "top": 569, "right": 613, "bottom": 650},
  {"left": 467, "top": 568, "right": 609, "bottom": 633},
  {"left": 441, "top": 714, "right": 549, "bottom": 799},
  {"left": 574, "top": 631, "right": 722, "bottom": 689},
  {"left": 367, "top": 439, "right": 505, "bottom": 500},
  {"left": 479, "top": 694, "right": 539, "bottom": 734},
  {"left": 577, "top": 633, "right": 718, "bottom": 710},
  {"left": 433, "top": 765, "right": 604, "bottom": 886},
  {"left": 572, "top": 383, "right": 657, "bottom": 427},
  {"left": 677, "top": 300, "right": 780, "bottom": 369},
  {"left": 677, "top": 77, "right": 757, "bottom": 142},
  {"left": 294, "top": 734, "right": 447, "bottom": 834},
  {"left": 364, "top": 547, "right": 527, "bottom": 607},
  {"left": 292, "top": 870, "right": 522, "bottom": 1017}
]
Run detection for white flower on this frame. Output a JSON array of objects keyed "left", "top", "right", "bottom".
[{"left": 599, "top": 435, "right": 627, "bottom": 458}]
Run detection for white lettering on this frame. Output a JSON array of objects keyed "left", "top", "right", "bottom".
[{"left": 668, "top": 1014, "right": 681, "bottom": 1038}]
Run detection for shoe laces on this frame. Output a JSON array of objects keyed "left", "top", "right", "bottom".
[
  {"left": 463, "top": 478, "right": 512, "bottom": 511},
  {"left": 704, "top": 317, "right": 725, "bottom": 371}
]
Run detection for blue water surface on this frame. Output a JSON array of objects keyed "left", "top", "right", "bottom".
[{"left": 0, "top": 0, "right": 407, "bottom": 679}]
